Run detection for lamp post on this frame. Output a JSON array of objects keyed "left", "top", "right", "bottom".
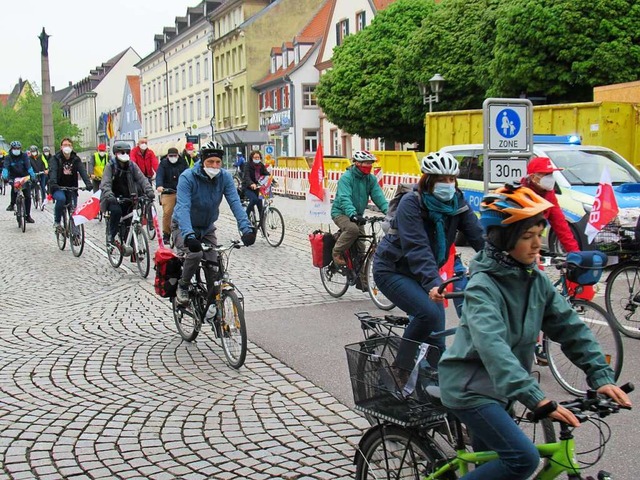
[{"left": 418, "top": 73, "right": 445, "bottom": 113}]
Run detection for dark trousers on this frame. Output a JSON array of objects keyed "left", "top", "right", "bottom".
[
  {"left": 11, "top": 182, "right": 32, "bottom": 216},
  {"left": 244, "top": 189, "right": 263, "bottom": 223},
  {"left": 104, "top": 197, "right": 132, "bottom": 239}
]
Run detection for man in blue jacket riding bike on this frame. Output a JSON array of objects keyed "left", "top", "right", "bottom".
[
  {"left": 2, "top": 140, "right": 36, "bottom": 223},
  {"left": 173, "top": 141, "right": 256, "bottom": 306}
]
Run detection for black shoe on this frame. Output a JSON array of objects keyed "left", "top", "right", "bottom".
[
  {"left": 25, "top": 216, "right": 35, "bottom": 224},
  {"left": 176, "top": 281, "right": 190, "bottom": 306},
  {"left": 6, "top": 204, "right": 14, "bottom": 211},
  {"left": 162, "top": 233, "right": 171, "bottom": 245}
]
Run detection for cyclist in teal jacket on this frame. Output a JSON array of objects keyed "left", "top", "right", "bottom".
[
  {"left": 331, "top": 150, "right": 388, "bottom": 266},
  {"left": 438, "top": 184, "right": 631, "bottom": 480}
]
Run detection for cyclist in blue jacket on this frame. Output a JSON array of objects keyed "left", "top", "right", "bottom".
[
  {"left": 173, "top": 141, "right": 256, "bottom": 306},
  {"left": 2, "top": 140, "right": 36, "bottom": 222}
]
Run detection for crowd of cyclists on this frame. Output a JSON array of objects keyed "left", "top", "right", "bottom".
[{"left": 2, "top": 136, "right": 633, "bottom": 477}]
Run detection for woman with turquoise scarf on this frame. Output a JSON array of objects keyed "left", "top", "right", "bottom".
[{"left": 372, "top": 152, "right": 484, "bottom": 375}]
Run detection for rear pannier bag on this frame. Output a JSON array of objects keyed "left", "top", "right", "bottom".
[
  {"left": 154, "top": 248, "right": 183, "bottom": 297},
  {"left": 309, "top": 230, "right": 337, "bottom": 268}
]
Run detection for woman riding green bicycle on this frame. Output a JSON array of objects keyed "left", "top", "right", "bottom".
[{"left": 438, "top": 185, "right": 631, "bottom": 479}]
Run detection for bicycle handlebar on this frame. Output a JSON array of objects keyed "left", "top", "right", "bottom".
[
  {"left": 201, "top": 240, "right": 242, "bottom": 253},
  {"left": 437, "top": 272, "right": 466, "bottom": 299}
]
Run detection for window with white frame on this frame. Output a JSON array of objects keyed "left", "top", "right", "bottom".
[
  {"left": 356, "top": 11, "right": 366, "bottom": 32},
  {"left": 196, "top": 61, "right": 201, "bottom": 83},
  {"left": 303, "top": 130, "right": 319, "bottom": 154},
  {"left": 189, "top": 64, "right": 193, "bottom": 86},
  {"left": 331, "top": 129, "right": 341, "bottom": 155},
  {"left": 182, "top": 67, "right": 186, "bottom": 89},
  {"left": 205, "top": 94, "right": 210, "bottom": 117},
  {"left": 336, "top": 19, "right": 349, "bottom": 46},
  {"left": 303, "top": 85, "right": 317, "bottom": 107},
  {"left": 189, "top": 100, "right": 194, "bottom": 122},
  {"left": 127, "top": 94, "right": 132, "bottom": 105},
  {"left": 281, "top": 86, "right": 288, "bottom": 109},
  {"left": 197, "top": 97, "right": 202, "bottom": 120},
  {"left": 204, "top": 57, "right": 209, "bottom": 80}
]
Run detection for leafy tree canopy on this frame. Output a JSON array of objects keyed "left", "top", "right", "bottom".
[
  {"left": 315, "top": 0, "right": 435, "bottom": 143},
  {"left": 0, "top": 92, "right": 82, "bottom": 151}
]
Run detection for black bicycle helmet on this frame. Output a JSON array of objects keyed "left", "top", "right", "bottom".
[
  {"left": 200, "top": 140, "right": 224, "bottom": 160},
  {"left": 112, "top": 140, "right": 131, "bottom": 154},
  {"left": 10, "top": 140, "right": 22, "bottom": 150}
]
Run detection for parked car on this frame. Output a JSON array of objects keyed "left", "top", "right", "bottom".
[{"left": 439, "top": 136, "right": 640, "bottom": 253}]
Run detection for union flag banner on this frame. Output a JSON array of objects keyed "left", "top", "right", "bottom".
[
  {"left": 106, "top": 113, "right": 115, "bottom": 140},
  {"left": 72, "top": 190, "right": 101, "bottom": 225},
  {"left": 308, "top": 144, "right": 325, "bottom": 201},
  {"left": 585, "top": 166, "right": 619, "bottom": 243}
]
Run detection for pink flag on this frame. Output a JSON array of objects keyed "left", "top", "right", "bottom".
[
  {"left": 585, "top": 166, "right": 619, "bottom": 243},
  {"left": 72, "top": 190, "right": 102, "bottom": 225},
  {"left": 309, "top": 144, "right": 325, "bottom": 201}
]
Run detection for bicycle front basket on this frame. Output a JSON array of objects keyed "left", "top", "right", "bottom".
[{"left": 345, "top": 335, "right": 444, "bottom": 427}]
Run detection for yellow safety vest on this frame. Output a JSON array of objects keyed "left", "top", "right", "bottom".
[
  {"left": 93, "top": 152, "right": 107, "bottom": 179},
  {"left": 41, "top": 155, "right": 49, "bottom": 169}
]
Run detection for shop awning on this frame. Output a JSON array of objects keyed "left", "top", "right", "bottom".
[{"left": 217, "top": 130, "right": 268, "bottom": 146}]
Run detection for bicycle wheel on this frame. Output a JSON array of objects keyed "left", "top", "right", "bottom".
[
  {"left": 33, "top": 185, "right": 41, "bottom": 210},
  {"left": 605, "top": 262, "right": 640, "bottom": 339},
  {"left": 56, "top": 209, "right": 67, "bottom": 250},
  {"left": 69, "top": 214, "right": 85, "bottom": 257},
  {"left": 545, "top": 299, "right": 623, "bottom": 396},
  {"left": 106, "top": 224, "right": 123, "bottom": 268},
  {"left": 133, "top": 224, "right": 150, "bottom": 278},
  {"left": 320, "top": 262, "right": 349, "bottom": 297},
  {"left": 146, "top": 203, "right": 157, "bottom": 240},
  {"left": 365, "top": 248, "right": 395, "bottom": 310},
  {"left": 16, "top": 195, "right": 25, "bottom": 231},
  {"left": 219, "top": 289, "right": 247, "bottom": 369},
  {"left": 173, "top": 283, "right": 205, "bottom": 342},
  {"left": 355, "top": 425, "right": 444, "bottom": 480},
  {"left": 262, "top": 207, "right": 285, "bottom": 247}
]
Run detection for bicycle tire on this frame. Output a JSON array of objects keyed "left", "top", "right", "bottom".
[
  {"left": 262, "top": 206, "right": 285, "bottom": 247},
  {"left": 355, "top": 425, "right": 445, "bottom": 480},
  {"left": 106, "top": 224, "right": 123, "bottom": 268},
  {"left": 56, "top": 209, "right": 67, "bottom": 250},
  {"left": 16, "top": 195, "right": 25, "bottom": 231},
  {"left": 146, "top": 203, "right": 157, "bottom": 240},
  {"left": 69, "top": 214, "right": 85, "bottom": 257},
  {"left": 34, "top": 185, "right": 41, "bottom": 210},
  {"left": 605, "top": 261, "right": 640, "bottom": 339},
  {"left": 173, "top": 285, "right": 205, "bottom": 342},
  {"left": 320, "top": 262, "right": 349, "bottom": 297},
  {"left": 545, "top": 299, "right": 623, "bottom": 396},
  {"left": 219, "top": 289, "right": 247, "bottom": 369},
  {"left": 365, "top": 247, "right": 395, "bottom": 311},
  {"left": 133, "top": 225, "right": 150, "bottom": 278}
]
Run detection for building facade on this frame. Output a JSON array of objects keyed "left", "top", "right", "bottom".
[{"left": 118, "top": 76, "right": 143, "bottom": 144}]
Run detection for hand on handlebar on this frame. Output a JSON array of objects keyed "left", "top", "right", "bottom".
[
  {"left": 428, "top": 286, "right": 447, "bottom": 303},
  {"left": 597, "top": 384, "right": 632, "bottom": 408},
  {"left": 350, "top": 214, "right": 366, "bottom": 226}
]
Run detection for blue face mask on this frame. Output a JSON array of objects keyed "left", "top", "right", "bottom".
[{"left": 433, "top": 182, "right": 456, "bottom": 202}]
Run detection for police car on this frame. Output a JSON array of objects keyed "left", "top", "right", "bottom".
[{"left": 439, "top": 135, "right": 640, "bottom": 252}]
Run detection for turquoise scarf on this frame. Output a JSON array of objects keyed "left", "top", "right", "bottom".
[{"left": 421, "top": 193, "right": 459, "bottom": 266}]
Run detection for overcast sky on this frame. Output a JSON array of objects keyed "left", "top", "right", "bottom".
[{"left": 0, "top": 0, "right": 200, "bottom": 94}]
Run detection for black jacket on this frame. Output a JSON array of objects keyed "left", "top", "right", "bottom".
[
  {"left": 49, "top": 151, "right": 91, "bottom": 191},
  {"left": 30, "top": 156, "right": 46, "bottom": 173},
  {"left": 242, "top": 160, "right": 270, "bottom": 189},
  {"left": 156, "top": 155, "right": 189, "bottom": 191}
]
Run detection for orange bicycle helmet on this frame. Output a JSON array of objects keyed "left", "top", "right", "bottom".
[{"left": 480, "top": 184, "right": 553, "bottom": 229}]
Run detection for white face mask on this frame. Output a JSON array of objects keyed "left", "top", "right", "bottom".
[
  {"left": 62, "top": 146, "right": 72, "bottom": 155},
  {"left": 204, "top": 167, "right": 220, "bottom": 178},
  {"left": 116, "top": 153, "right": 130, "bottom": 162},
  {"left": 11, "top": 149, "right": 20, "bottom": 156},
  {"left": 168, "top": 156, "right": 179, "bottom": 164},
  {"left": 538, "top": 174, "right": 556, "bottom": 191},
  {"left": 139, "top": 143, "right": 148, "bottom": 151},
  {"left": 253, "top": 159, "right": 261, "bottom": 164}
]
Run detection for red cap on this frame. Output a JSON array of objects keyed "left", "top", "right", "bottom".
[
  {"left": 185, "top": 142, "right": 195, "bottom": 150},
  {"left": 527, "top": 157, "right": 563, "bottom": 175},
  {"left": 98, "top": 143, "right": 107, "bottom": 152}
]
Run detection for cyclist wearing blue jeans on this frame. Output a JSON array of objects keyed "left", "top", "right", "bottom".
[
  {"left": 372, "top": 152, "right": 483, "bottom": 361},
  {"left": 438, "top": 185, "right": 631, "bottom": 480}
]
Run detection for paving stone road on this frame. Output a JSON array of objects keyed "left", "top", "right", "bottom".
[{"left": 0, "top": 192, "right": 372, "bottom": 480}]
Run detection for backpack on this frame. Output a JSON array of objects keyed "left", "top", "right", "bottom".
[
  {"left": 154, "top": 247, "right": 183, "bottom": 297},
  {"left": 380, "top": 183, "right": 420, "bottom": 234}
]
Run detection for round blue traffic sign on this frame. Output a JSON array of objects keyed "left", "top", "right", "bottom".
[
  {"left": 495, "top": 108, "right": 521, "bottom": 139},
  {"left": 265, "top": 145, "right": 274, "bottom": 155}
]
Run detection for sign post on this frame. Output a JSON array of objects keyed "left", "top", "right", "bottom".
[{"left": 482, "top": 98, "right": 533, "bottom": 193}]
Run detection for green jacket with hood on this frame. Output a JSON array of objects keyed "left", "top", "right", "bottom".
[
  {"left": 438, "top": 249, "right": 615, "bottom": 411},
  {"left": 331, "top": 165, "right": 388, "bottom": 218}
]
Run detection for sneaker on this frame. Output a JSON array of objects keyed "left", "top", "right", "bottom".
[
  {"left": 332, "top": 251, "right": 347, "bottom": 266},
  {"left": 176, "top": 281, "right": 190, "bottom": 306},
  {"left": 162, "top": 233, "right": 171, "bottom": 245},
  {"left": 534, "top": 343, "right": 548, "bottom": 366},
  {"left": 25, "top": 216, "right": 35, "bottom": 224},
  {"left": 6, "top": 204, "right": 14, "bottom": 211}
]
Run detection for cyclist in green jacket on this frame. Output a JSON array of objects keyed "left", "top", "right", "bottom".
[
  {"left": 331, "top": 151, "right": 388, "bottom": 266},
  {"left": 438, "top": 184, "right": 631, "bottom": 480}
]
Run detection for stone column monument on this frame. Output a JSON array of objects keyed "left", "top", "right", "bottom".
[{"left": 39, "top": 28, "right": 55, "bottom": 149}]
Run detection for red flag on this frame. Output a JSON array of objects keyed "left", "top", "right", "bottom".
[
  {"left": 438, "top": 244, "right": 457, "bottom": 308},
  {"left": 585, "top": 166, "right": 619, "bottom": 243},
  {"left": 309, "top": 144, "right": 325, "bottom": 200},
  {"left": 72, "top": 190, "right": 102, "bottom": 225}
]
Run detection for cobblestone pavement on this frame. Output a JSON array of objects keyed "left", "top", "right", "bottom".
[{"left": 0, "top": 192, "right": 372, "bottom": 480}]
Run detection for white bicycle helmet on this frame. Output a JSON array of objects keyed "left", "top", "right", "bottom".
[
  {"left": 352, "top": 150, "right": 376, "bottom": 163},
  {"left": 420, "top": 152, "right": 460, "bottom": 176},
  {"left": 200, "top": 140, "right": 225, "bottom": 159}
]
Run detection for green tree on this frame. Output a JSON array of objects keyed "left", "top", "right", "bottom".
[
  {"left": 0, "top": 92, "right": 82, "bottom": 150},
  {"left": 315, "top": 0, "right": 435, "bottom": 144},
  {"left": 488, "top": 0, "right": 640, "bottom": 102}
]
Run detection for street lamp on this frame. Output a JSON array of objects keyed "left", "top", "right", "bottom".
[
  {"left": 418, "top": 73, "right": 445, "bottom": 113},
  {"left": 259, "top": 106, "right": 275, "bottom": 131}
]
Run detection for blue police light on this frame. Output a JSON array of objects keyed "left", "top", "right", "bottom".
[{"left": 533, "top": 134, "right": 582, "bottom": 145}]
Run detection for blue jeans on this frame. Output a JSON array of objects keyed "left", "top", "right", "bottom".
[
  {"left": 451, "top": 402, "right": 540, "bottom": 479},
  {"left": 53, "top": 190, "right": 76, "bottom": 223},
  {"left": 244, "top": 188, "right": 263, "bottom": 223},
  {"left": 373, "top": 269, "right": 446, "bottom": 369}
]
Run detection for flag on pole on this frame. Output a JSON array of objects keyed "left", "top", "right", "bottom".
[
  {"left": 106, "top": 113, "right": 115, "bottom": 140},
  {"left": 585, "top": 166, "right": 619, "bottom": 243},
  {"left": 309, "top": 144, "right": 325, "bottom": 201},
  {"left": 72, "top": 190, "right": 102, "bottom": 225}
]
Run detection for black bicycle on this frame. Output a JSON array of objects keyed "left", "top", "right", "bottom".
[
  {"left": 30, "top": 176, "right": 42, "bottom": 211},
  {"left": 9, "top": 177, "right": 30, "bottom": 233},
  {"left": 320, "top": 216, "right": 393, "bottom": 310},
  {"left": 55, "top": 186, "right": 84, "bottom": 257},
  {"left": 139, "top": 195, "right": 157, "bottom": 241},
  {"left": 172, "top": 241, "right": 248, "bottom": 369}
]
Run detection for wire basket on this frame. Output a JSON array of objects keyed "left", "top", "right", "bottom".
[
  {"left": 593, "top": 223, "right": 639, "bottom": 254},
  {"left": 345, "top": 335, "right": 446, "bottom": 427}
]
